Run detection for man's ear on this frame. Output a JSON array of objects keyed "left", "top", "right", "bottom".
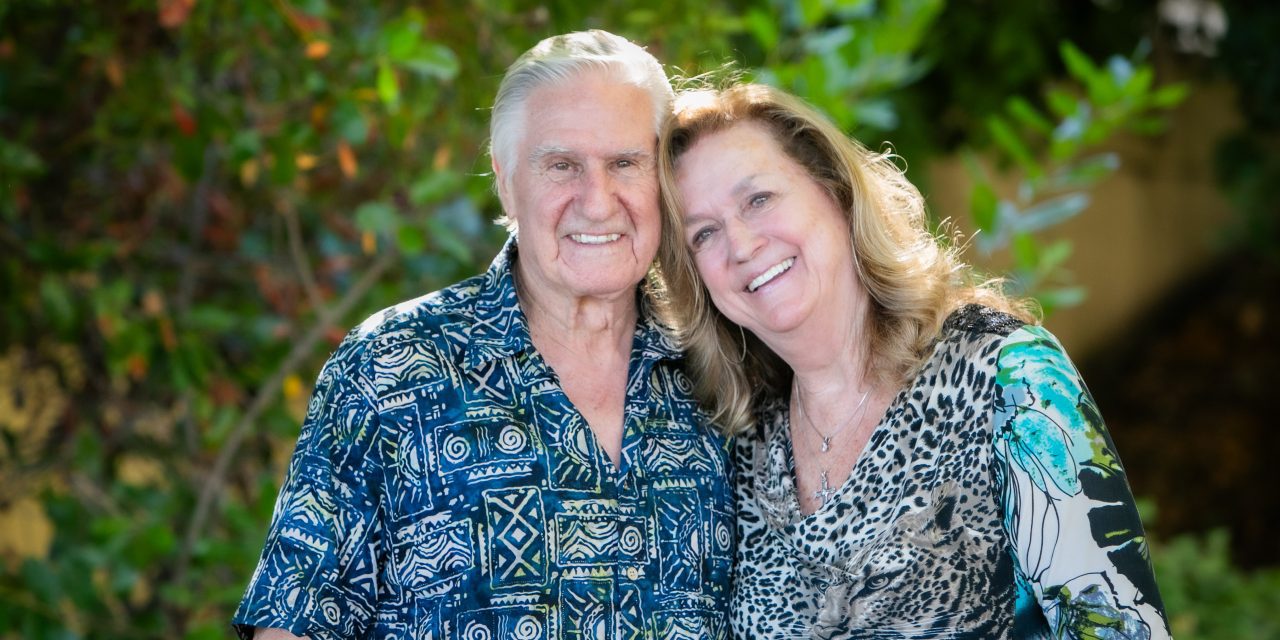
[{"left": 492, "top": 157, "right": 512, "bottom": 214}]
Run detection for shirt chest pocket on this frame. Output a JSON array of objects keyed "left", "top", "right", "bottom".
[{"left": 636, "top": 421, "right": 725, "bottom": 481}]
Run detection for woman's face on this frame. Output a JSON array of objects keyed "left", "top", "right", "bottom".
[{"left": 674, "top": 121, "right": 861, "bottom": 345}]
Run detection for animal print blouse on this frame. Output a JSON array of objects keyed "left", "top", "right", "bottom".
[{"left": 730, "top": 305, "right": 1170, "bottom": 639}]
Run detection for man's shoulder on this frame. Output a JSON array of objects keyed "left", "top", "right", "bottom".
[{"left": 346, "top": 271, "right": 489, "bottom": 351}]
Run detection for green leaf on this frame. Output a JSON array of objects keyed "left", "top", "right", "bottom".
[
  {"left": 1060, "top": 41, "right": 1097, "bottom": 84},
  {"left": 332, "top": 99, "right": 368, "bottom": 144},
  {"left": 1006, "top": 97, "right": 1054, "bottom": 136},
  {"left": 744, "top": 8, "right": 779, "bottom": 50},
  {"left": 410, "top": 170, "right": 463, "bottom": 205},
  {"left": 377, "top": 59, "right": 400, "bottom": 109},
  {"left": 1011, "top": 233, "right": 1040, "bottom": 271},
  {"left": 1018, "top": 193, "right": 1090, "bottom": 233},
  {"left": 1036, "top": 286, "right": 1087, "bottom": 313},
  {"left": 395, "top": 225, "right": 426, "bottom": 254},
  {"left": 987, "top": 115, "right": 1042, "bottom": 177},
  {"left": 1047, "top": 153, "right": 1119, "bottom": 191},
  {"left": 354, "top": 201, "right": 398, "bottom": 235},
  {"left": 402, "top": 42, "right": 459, "bottom": 80},
  {"left": 39, "top": 277, "right": 76, "bottom": 333},
  {"left": 1150, "top": 83, "right": 1190, "bottom": 108},
  {"left": 425, "top": 217, "right": 472, "bottom": 264},
  {"left": 1039, "top": 239, "right": 1074, "bottom": 273},
  {"left": 797, "top": 0, "right": 826, "bottom": 27},
  {"left": 970, "top": 182, "right": 998, "bottom": 233}
]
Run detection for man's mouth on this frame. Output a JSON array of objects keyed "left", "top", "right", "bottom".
[
  {"left": 569, "top": 233, "right": 622, "bottom": 245},
  {"left": 747, "top": 258, "right": 795, "bottom": 292}
]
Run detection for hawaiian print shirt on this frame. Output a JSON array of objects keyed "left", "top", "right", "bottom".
[{"left": 233, "top": 239, "right": 734, "bottom": 640}]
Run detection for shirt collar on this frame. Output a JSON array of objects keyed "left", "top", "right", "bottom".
[{"left": 462, "top": 236, "right": 682, "bottom": 370}]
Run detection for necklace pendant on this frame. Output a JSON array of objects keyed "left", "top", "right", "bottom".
[
  {"left": 814, "top": 469, "right": 836, "bottom": 505},
  {"left": 820, "top": 436, "right": 831, "bottom": 452}
]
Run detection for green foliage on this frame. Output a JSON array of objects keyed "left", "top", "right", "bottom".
[
  {"left": 1153, "top": 529, "right": 1280, "bottom": 638},
  {"left": 1137, "top": 500, "right": 1280, "bottom": 638},
  {"left": 964, "top": 42, "right": 1187, "bottom": 314}
]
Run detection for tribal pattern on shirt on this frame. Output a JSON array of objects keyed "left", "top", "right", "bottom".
[{"left": 234, "top": 240, "right": 734, "bottom": 640}]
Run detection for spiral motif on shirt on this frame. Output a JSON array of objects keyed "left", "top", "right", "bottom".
[
  {"left": 620, "top": 526, "right": 644, "bottom": 556},
  {"left": 461, "top": 620, "right": 492, "bottom": 640},
  {"left": 715, "top": 519, "right": 731, "bottom": 552},
  {"left": 319, "top": 597, "right": 341, "bottom": 625},
  {"left": 496, "top": 423, "right": 527, "bottom": 454},
  {"left": 512, "top": 615, "right": 542, "bottom": 640},
  {"left": 442, "top": 433, "right": 471, "bottom": 464}
]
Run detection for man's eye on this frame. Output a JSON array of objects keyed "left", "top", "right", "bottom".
[
  {"left": 616, "top": 159, "right": 633, "bottom": 168},
  {"left": 551, "top": 161, "right": 572, "bottom": 171}
]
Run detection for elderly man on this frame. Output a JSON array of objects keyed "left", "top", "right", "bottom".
[{"left": 232, "top": 30, "right": 733, "bottom": 640}]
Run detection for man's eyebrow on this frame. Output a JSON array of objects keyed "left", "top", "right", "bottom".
[{"left": 528, "top": 145, "right": 573, "bottom": 163}]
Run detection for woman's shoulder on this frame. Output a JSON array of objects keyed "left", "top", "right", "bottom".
[
  {"left": 941, "top": 303, "right": 1029, "bottom": 338},
  {"left": 927, "top": 304, "right": 1041, "bottom": 372}
]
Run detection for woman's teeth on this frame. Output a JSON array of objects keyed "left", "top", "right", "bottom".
[{"left": 748, "top": 258, "right": 795, "bottom": 292}]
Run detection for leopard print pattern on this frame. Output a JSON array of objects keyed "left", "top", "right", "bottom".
[{"left": 730, "top": 306, "right": 1035, "bottom": 639}]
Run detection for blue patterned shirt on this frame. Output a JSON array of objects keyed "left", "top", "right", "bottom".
[{"left": 233, "top": 239, "right": 734, "bottom": 639}]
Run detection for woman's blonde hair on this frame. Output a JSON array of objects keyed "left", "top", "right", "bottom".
[{"left": 653, "top": 83, "right": 1035, "bottom": 434}]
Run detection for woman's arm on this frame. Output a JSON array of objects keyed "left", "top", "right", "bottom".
[{"left": 992, "top": 325, "right": 1171, "bottom": 639}]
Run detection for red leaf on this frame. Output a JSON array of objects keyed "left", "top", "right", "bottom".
[
  {"left": 172, "top": 102, "right": 197, "bottom": 137},
  {"left": 158, "top": 0, "right": 196, "bottom": 29}
]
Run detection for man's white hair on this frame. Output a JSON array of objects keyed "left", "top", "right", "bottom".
[{"left": 489, "top": 30, "right": 673, "bottom": 231}]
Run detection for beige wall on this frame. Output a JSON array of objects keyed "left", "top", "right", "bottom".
[{"left": 926, "top": 80, "right": 1241, "bottom": 356}]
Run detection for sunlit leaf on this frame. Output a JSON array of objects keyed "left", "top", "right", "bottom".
[{"left": 376, "top": 59, "right": 400, "bottom": 109}]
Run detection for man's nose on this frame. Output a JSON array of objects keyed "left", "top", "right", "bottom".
[
  {"left": 727, "top": 218, "right": 763, "bottom": 263},
  {"left": 577, "top": 164, "right": 618, "bottom": 220}
]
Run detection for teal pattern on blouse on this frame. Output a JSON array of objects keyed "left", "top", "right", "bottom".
[
  {"left": 233, "top": 239, "right": 734, "bottom": 640},
  {"left": 994, "top": 324, "right": 1166, "bottom": 639}
]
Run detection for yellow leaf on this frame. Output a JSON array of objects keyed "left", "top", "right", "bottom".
[
  {"left": 432, "top": 145, "right": 452, "bottom": 170},
  {"left": 117, "top": 454, "right": 166, "bottom": 488},
  {"left": 337, "top": 140, "right": 358, "bottom": 178},
  {"left": 362, "top": 231, "right": 377, "bottom": 255},
  {"left": 295, "top": 153, "right": 318, "bottom": 170},
  {"left": 0, "top": 497, "right": 53, "bottom": 567},
  {"left": 283, "top": 374, "right": 304, "bottom": 400},
  {"left": 240, "top": 159, "right": 260, "bottom": 186},
  {"left": 104, "top": 55, "right": 124, "bottom": 87},
  {"left": 305, "top": 40, "right": 330, "bottom": 60}
]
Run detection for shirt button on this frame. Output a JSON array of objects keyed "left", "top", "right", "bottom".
[{"left": 625, "top": 566, "right": 642, "bottom": 580}]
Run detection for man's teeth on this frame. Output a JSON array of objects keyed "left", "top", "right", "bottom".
[
  {"left": 571, "top": 233, "right": 621, "bottom": 244},
  {"left": 748, "top": 258, "right": 795, "bottom": 292}
]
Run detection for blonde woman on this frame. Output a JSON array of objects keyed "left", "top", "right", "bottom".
[{"left": 655, "top": 83, "right": 1169, "bottom": 639}]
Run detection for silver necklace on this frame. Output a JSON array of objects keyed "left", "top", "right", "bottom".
[{"left": 792, "top": 385, "right": 872, "bottom": 505}]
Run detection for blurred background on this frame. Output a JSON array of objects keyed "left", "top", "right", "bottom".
[{"left": 1, "top": 0, "right": 1277, "bottom": 637}]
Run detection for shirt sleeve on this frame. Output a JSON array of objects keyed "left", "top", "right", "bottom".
[
  {"left": 232, "top": 337, "right": 384, "bottom": 640},
  {"left": 991, "top": 325, "right": 1171, "bottom": 639}
]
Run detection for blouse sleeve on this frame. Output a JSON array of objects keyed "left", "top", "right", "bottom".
[
  {"left": 991, "top": 325, "right": 1171, "bottom": 639},
  {"left": 232, "top": 337, "right": 384, "bottom": 640}
]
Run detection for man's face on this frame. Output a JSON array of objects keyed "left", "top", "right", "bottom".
[{"left": 495, "top": 70, "right": 661, "bottom": 308}]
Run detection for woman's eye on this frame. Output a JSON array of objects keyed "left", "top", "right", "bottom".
[
  {"left": 690, "top": 227, "right": 715, "bottom": 248},
  {"left": 616, "top": 159, "right": 633, "bottom": 169},
  {"left": 748, "top": 192, "right": 772, "bottom": 208}
]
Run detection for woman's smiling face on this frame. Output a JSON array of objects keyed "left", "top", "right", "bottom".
[{"left": 674, "top": 121, "right": 862, "bottom": 344}]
